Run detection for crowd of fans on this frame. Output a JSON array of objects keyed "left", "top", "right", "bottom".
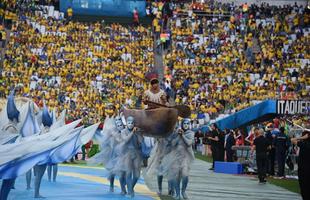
[
  {"left": 0, "top": 2, "right": 309, "bottom": 125},
  {"left": 0, "top": 4, "right": 154, "bottom": 124},
  {"left": 164, "top": 2, "right": 309, "bottom": 122}
]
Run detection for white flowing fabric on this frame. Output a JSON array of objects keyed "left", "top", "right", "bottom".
[
  {"left": 0, "top": 98, "right": 40, "bottom": 134},
  {"left": 39, "top": 127, "right": 83, "bottom": 165},
  {"left": 0, "top": 120, "right": 80, "bottom": 165},
  {"left": 50, "top": 109, "right": 66, "bottom": 130},
  {"left": 0, "top": 129, "right": 83, "bottom": 179},
  {"left": 20, "top": 119, "right": 80, "bottom": 141},
  {"left": 87, "top": 117, "right": 116, "bottom": 166},
  {"left": 80, "top": 123, "right": 100, "bottom": 145},
  {"left": 0, "top": 133, "right": 19, "bottom": 145},
  {"left": 145, "top": 137, "right": 172, "bottom": 177},
  {"left": 20, "top": 102, "right": 41, "bottom": 137},
  {"left": 161, "top": 130, "right": 195, "bottom": 180}
]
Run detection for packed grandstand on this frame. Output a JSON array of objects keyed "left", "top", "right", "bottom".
[
  {"left": 1, "top": 0, "right": 309, "bottom": 126},
  {"left": 0, "top": 0, "right": 309, "bottom": 200}
]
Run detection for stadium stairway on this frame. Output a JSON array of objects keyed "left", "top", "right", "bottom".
[
  {"left": 252, "top": 37, "right": 261, "bottom": 54},
  {"left": 0, "top": 28, "right": 11, "bottom": 69}
]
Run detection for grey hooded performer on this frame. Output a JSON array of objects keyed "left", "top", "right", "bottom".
[{"left": 161, "top": 118, "right": 194, "bottom": 200}]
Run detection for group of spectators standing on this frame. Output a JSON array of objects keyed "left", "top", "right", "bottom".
[
  {"left": 253, "top": 123, "right": 310, "bottom": 199},
  {"left": 193, "top": 115, "right": 310, "bottom": 199},
  {"left": 194, "top": 116, "right": 309, "bottom": 177}
]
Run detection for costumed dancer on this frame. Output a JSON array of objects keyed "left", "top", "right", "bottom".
[
  {"left": 34, "top": 103, "right": 52, "bottom": 198},
  {"left": 145, "top": 135, "right": 175, "bottom": 196},
  {"left": 0, "top": 91, "right": 20, "bottom": 199},
  {"left": 87, "top": 115, "right": 127, "bottom": 194},
  {"left": 162, "top": 118, "right": 194, "bottom": 200},
  {"left": 47, "top": 108, "right": 60, "bottom": 182},
  {"left": 115, "top": 116, "right": 143, "bottom": 198},
  {"left": 106, "top": 116, "right": 127, "bottom": 194}
]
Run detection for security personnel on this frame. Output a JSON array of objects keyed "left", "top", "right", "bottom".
[
  {"left": 291, "top": 131, "right": 310, "bottom": 200},
  {"left": 253, "top": 128, "right": 270, "bottom": 183},
  {"left": 265, "top": 124, "right": 275, "bottom": 176},
  {"left": 208, "top": 123, "right": 220, "bottom": 170},
  {"left": 274, "top": 127, "right": 289, "bottom": 178}
]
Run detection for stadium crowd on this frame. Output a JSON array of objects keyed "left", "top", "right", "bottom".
[
  {"left": 0, "top": 3, "right": 154, "bottom": 124},
  {"left": 164, "top": 1, "right": 309, "bottom": 122},
  {"left": 0, "top": 1, "right": 309, "bottom": 125}
]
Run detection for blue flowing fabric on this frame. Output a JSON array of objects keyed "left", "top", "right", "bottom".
[
  {"left": 42, "top": 106, "right": 53, "bottom": 127},
  {"left": 6, "top": 91, "right": 20, "bottom": 122},
  {"left": 0, "top": 147, "right": 57, "bottom": 179},
  {"left": 20, "top": 103, "right": 40, "bottom": 137},
  {"left": 40, "top": 129, "right": 82, "bottom": 165}
]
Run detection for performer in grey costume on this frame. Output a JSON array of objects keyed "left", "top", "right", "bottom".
[
  {"left": 161, "top": 118, "right": 195, "bottom": 200},
  {"left": 106, "top": 116, "right": 127, "bottom": 194},
  {"left": 87, "top": 116, "right": 127, "bottom": 194},
  {"left": 146, "top": 135, "right": 175, "bottom": 196},
  {"left": 114, "top": 116, "right": 143, "bottom": 198}
]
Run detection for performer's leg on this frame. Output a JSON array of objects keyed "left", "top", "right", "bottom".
[
  {"left": 52, "top": 165, "right": 58, "bottom": 182},
  {"left": 109, "top": 174, "right": 115, "bottom": 192},
  {"left": 126, "top": 171, "right": 133, "bottom": 197},
  {"left": 119, "top": 171, "right": 127, "bottom": 195},
  {"left": 157, "top": 175, "right": 163, "bottom": 195},
  {"left": 47, "top": 165, "right": 52, "bottom": 182},
  {"left": 181, "top": 176, "right": 189, "bottom": 199},
  {"left": 173, "top": 172, "right": 181, "bottom": 200},
  {"left": 132, "top": 158, "right": 141, "bottom": 188},
  {"left": 168, "top": 180, "right": 174, "bottom": 196},
  {"left": 34, "top": 164, "right": 47, "bottom": 198},
  {"left": 26, "top": 169, "right": 32, "bottom": 190},
  {"left": 131, "top": 167, "right": 141, "bottom": 198},
  {"left": 0, "top": 179, "right": 15, "bottom": 200}
]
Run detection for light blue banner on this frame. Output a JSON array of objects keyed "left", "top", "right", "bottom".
[{"left": 216, "top": 100, "right": 277, "bottom": 130}]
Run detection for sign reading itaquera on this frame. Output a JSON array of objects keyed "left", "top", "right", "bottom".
[{"left": 277, "top": 100, "right": 310, "bottom": 115}]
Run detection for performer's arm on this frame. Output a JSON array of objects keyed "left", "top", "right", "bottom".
[
  {"left": 182, "top": 131, "right": 194, "bottom": 147},
  {"left": 142, "top": 91, "right": 149, "bottom": 104},
  {"left": 171, "top": 132, "right": 180, "bottom": 146},
  {"left": 121, "top": 129, "right": 135, "bottom": 143},
  {"left": 122, "top": 127, "right": 137, "bottom": 143},
  {"left": 114, "top": 133, "right": 123, "bottom": 143},
  {"left": 160, "top": 92, "right": 168, "bottom": 105}
]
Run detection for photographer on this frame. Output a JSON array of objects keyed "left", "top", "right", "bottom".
[{"left": 291, "top": 130, "right": 310, "bottom": 200}]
